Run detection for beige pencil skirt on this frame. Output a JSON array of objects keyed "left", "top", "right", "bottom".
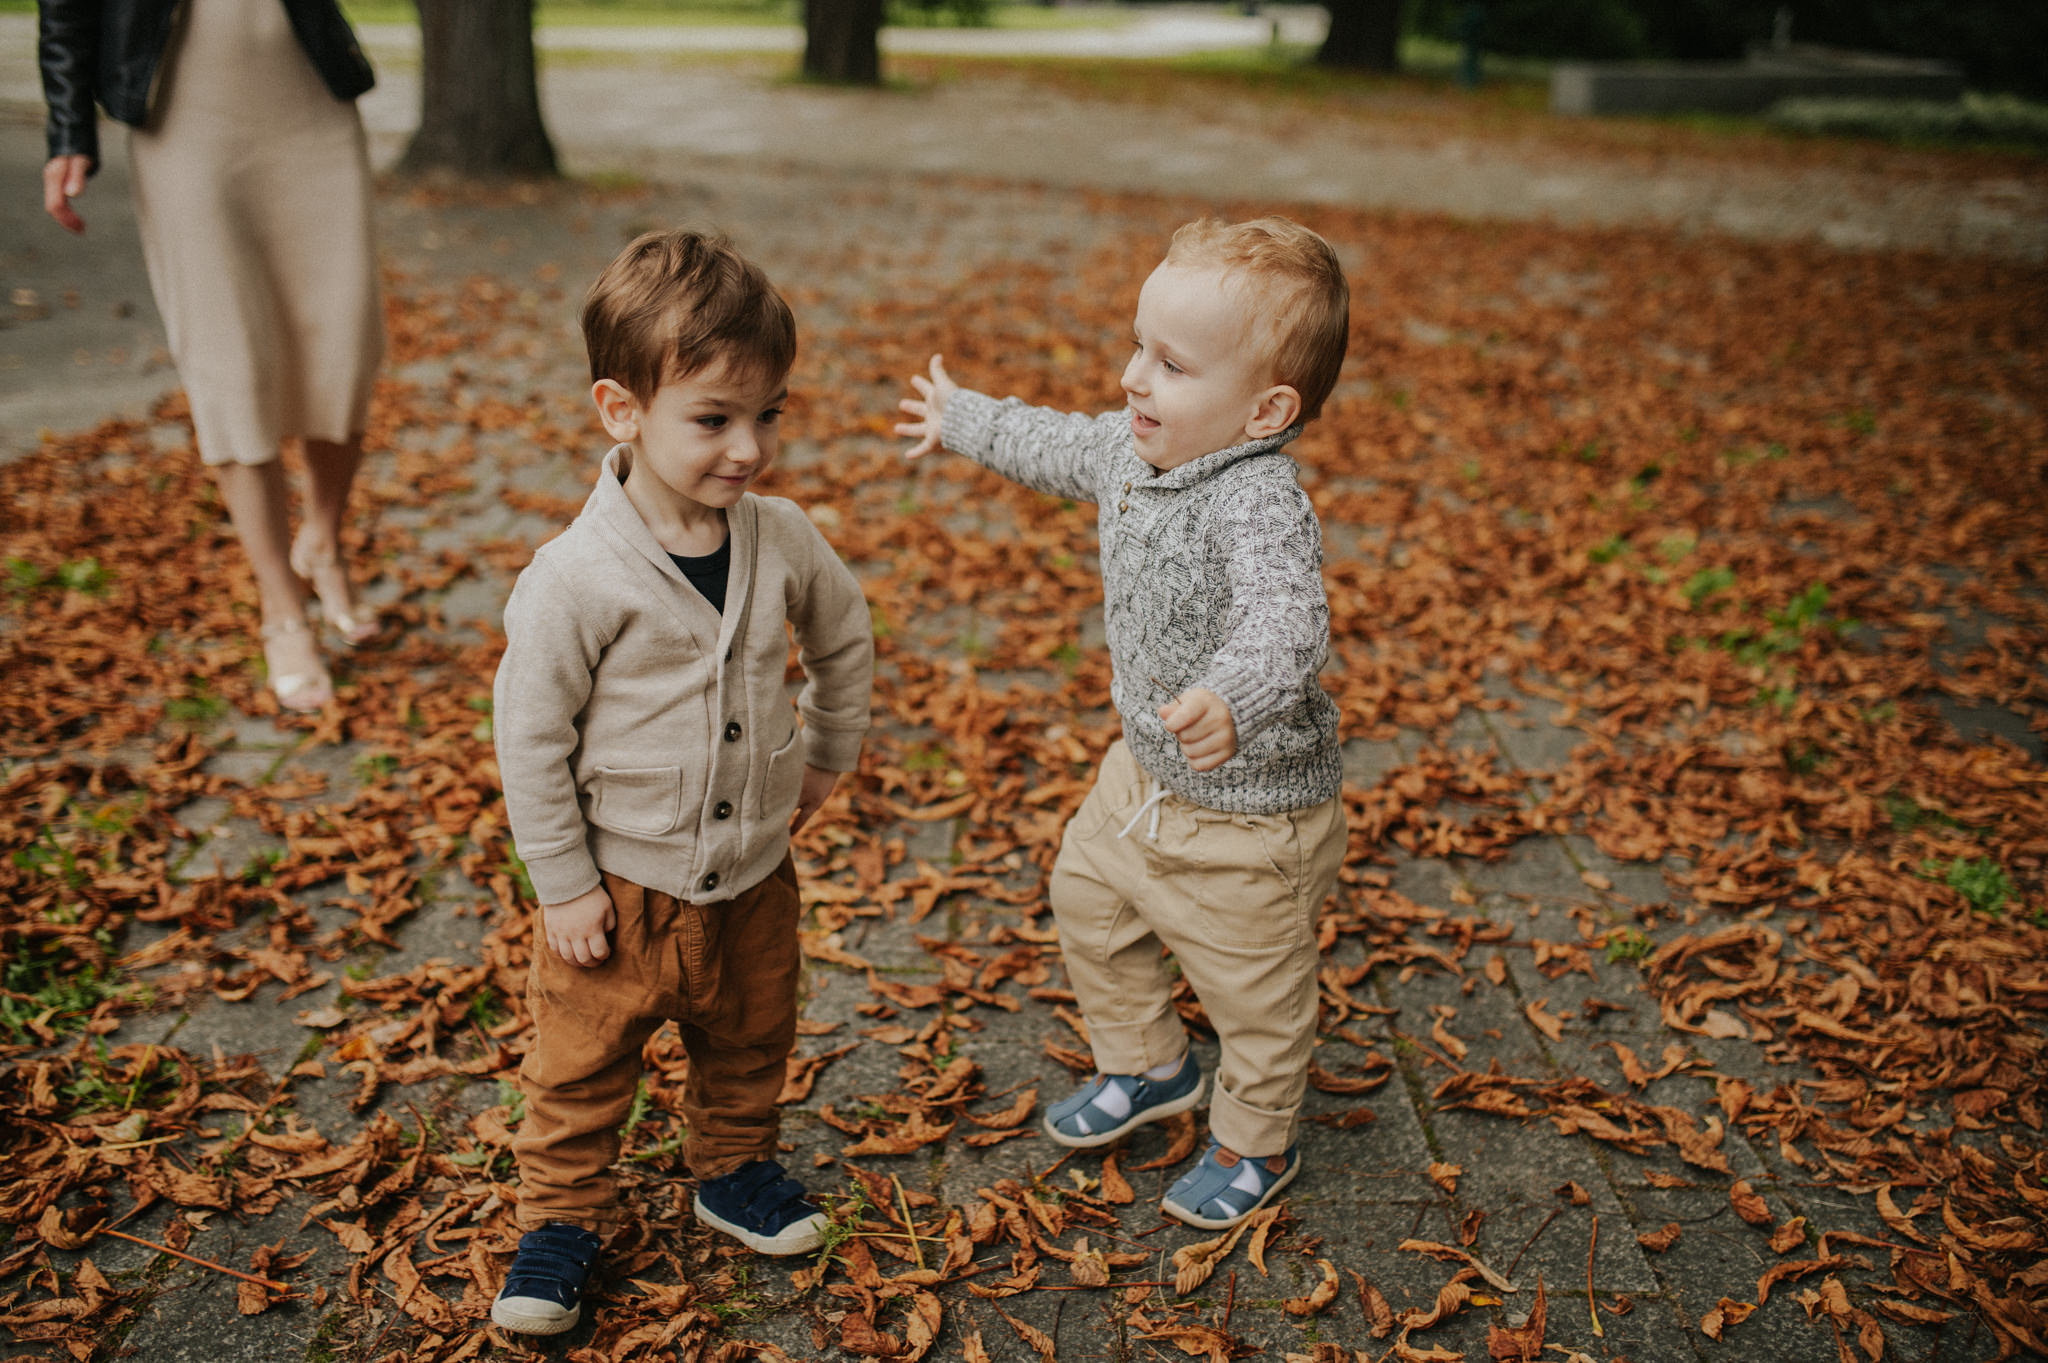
[{"left": 129, "top": 0, "right": 384, "bottom": 468}]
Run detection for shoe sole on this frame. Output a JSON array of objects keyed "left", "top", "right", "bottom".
[
  {"left": 693, "top": 1195, "right": 828, "bottom": 1256},
  {"left": 491, "top": 1297, "right": 581, "bottom": 1336},
  {"left": 1160, "top": 1157, "right": 1299, "bottom": 1231},
  {"left": 1041, "top": 1074, "right": 1205, "bottom": 1149}
]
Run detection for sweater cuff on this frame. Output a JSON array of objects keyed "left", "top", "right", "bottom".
[
  {"left": 1198, "top": 661, "right": 1294, "bottom": 745},
  {"left": 804, "top": 722, "right": 867, "bottom": 774},
  {"left": 521, "top": 842, "right": 602, "bottom": 908},
  {"left": 939, "top": 388, "right": 999, "bottom": 459}
]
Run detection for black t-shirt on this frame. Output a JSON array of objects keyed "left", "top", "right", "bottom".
[{"left": 668, "top": 535, "right": 731, "bottom": 615}]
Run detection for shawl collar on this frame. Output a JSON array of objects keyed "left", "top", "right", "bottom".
[
  {"left": 1132, "top": 421, "right": 1305, "bottom": 490},
  {"left": 584, "top": 444, "right": 758, "bottom": 659}
]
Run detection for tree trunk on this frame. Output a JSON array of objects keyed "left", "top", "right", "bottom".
[
  {"left": 803, "top": 0, "right": 884, "bottom": 84},
  {"left": 1317, "top": 0, "right": 1403, "bottom": 71},
  {"left": 400, "top": 0, "right": 558, "bottom": 178}
]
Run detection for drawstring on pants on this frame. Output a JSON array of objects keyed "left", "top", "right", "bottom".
[{"left": 1117, "top": 781, "right": 1168, "bottom": 842}]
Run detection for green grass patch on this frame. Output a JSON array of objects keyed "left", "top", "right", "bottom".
[
  {"left": 353, "top": 750, "right": 401, "bottom": 783},
  {"left": 339, "top": 0, "right": 1126, "bottom": 30},
  {"left": 1603, "top": 928, "right": 1653, "bottom": 964},
  {"left": 165, "top": 683, "right": 227, "bottom": 727},
  {"left": 4, "top": 555, "right": 115, "bottom": 599},
  {"left": 1923, "top": 856, "right": 2014, "bottom": 918},
  {"left": 59, "top": 1040, "right": 180, "bottom": 1116},
  {"left": 1685, "top": 581, "right": 1851, "bottom": 667},
  {"left": 1769, "top": 92, "right": 2048, "bottom": 153},
  {"left": 0, "top": 956, "right": 128, "bottom": 1045}
]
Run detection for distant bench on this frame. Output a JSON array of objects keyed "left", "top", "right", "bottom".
[{"left": 1552, "top": 45, "right": 1964, "bottom": 116}]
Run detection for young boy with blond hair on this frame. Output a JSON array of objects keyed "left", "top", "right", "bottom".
[
  {"left": 490, "top": 229, "right": 873, "bottom": 1335},
  {"left": 897, "top": 216, "right": 1350, "bottom": 1230}
]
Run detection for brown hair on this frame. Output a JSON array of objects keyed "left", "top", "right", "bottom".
[
  {"left": 581, "top": 229, "right": 796, "bottom": 403},
  {"left": 1164, "top": 217, "right": 1350, "bottom": 421}
]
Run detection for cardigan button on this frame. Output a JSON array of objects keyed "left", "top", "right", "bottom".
[
  {"left": 724, "top": 721, "right": 742, "bottom": 742},
  {"left": 714, "top": 800, "right": 733, "bottom": 820},
  {"left": 702, "top": 871, "right": 720, "bottom": 891},
  {"left": 1118, "top": 500, "right": 1128, "bottom": 512}
]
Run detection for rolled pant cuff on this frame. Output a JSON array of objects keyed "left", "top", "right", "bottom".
[
  {"left": 514, "top": 1203, "right": 628, "bottom": 1236},
  {"left": 687, "top": 1140, "right": 782, "bottom": 1183},
  {"left": 1208, "top": 1082, "right": 1297, "bottom": 1159},
  {"left": 1080, "top": 1011, "right": 1189, "bottom": 1076}
]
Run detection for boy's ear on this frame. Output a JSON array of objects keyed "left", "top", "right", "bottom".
[
  {"left": 591, "top": 379, "right": 642, "bottom": 443},
  {"left": 1244, "top": 383, "right": 1303, "bottom": 440}
]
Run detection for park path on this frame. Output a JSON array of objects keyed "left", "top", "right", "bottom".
[
  {"left": 0, "top": 19, "right": 2043, "bottom": 1363},
  {"left": 7, "top": 13, "right": 2044, "bottom": 446}
]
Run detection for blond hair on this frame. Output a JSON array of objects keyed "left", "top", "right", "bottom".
[
  {"left": 1165, "top": 217, "right": 1349, "bottom": 421},
  {"left": 582, "top": 229, "right": 796, "bottom": 403}
]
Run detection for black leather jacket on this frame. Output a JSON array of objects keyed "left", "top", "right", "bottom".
[{"left": 38, "top": 0, "right": 375, "bottom": 168}]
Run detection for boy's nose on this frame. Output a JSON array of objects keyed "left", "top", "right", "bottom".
[{"left": 1120, "top": 355, "right": 1146, "bottom": 395}]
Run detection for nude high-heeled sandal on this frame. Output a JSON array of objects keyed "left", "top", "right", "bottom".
[
  {"left": 261, "top": 614, "right": 334, "bottom": 712},
  {"left": 289, "top": 541, "right": 381, "bottom": 647}
]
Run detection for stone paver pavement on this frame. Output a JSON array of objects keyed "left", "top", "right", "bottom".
[{"left": 1, "top": 30, "right": 2038, "bottom": 1363}]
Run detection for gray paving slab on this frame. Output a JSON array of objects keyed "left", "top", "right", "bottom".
[{"left": 2, "top": 31, "right": 2041, "bottom": 1363}]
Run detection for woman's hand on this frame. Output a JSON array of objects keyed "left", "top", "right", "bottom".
[
  {"left": 542, "top": 884, "right": 616, "bottom": 967},
  {"left": 896, "top": 354, "right": 958, "bottom": 461},
  {"left": 43, "top": 155, "right": 91, "bottom": 234}
]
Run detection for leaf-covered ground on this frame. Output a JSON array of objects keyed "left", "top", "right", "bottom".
[{"left": 2, "top": 90, "right": 2045, "bottom": 1363}]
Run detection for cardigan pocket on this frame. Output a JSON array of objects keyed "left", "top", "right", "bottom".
[
  {"left": 758, "top": 723, "right": 805, "bottom": 821},
  {"left": 588, "top": 765, "right": 685, "bottom": 837}
]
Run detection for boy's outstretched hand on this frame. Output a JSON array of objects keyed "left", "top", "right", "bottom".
[
  {"left": 543, "top": 884, "right": 615, "bottom": 967},
  {"left": 793, "top": 763, "right": 839, "bottom": 833},
  {"left": 1161, "top": 688, "right": 1237, "bottom": 772},
  {"left": 896, "top": 354, "right": 957, "bottom": 460}
]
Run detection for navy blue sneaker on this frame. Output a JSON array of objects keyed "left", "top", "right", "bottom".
[
  {"left": 694, "top": 1160, "right": 829, "bottom": 1255},
  {"left": 491, "top": 1222, "right": 603, "bottom": 1335},
  {"left": 1042, "top": 1050, "right": 1204, "bottom": 1148}
]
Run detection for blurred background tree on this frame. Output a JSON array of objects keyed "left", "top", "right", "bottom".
[
  {"left": 1401, "top": 0, "right": 2048, "bottom": 96},
  {"left": 400, "top": 0, "right": 558, "bottom": 176}
]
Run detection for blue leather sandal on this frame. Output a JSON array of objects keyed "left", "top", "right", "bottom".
[
  {"left": 1042, "top": 1051, "right": 1203, "bottom": 1148},
  {"left": 1161, "top": 1141, "right": 1300, "bottom": 1230}
]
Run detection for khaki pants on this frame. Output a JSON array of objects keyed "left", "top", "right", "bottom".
[
  {"left": 512, "top": 858, "right": 801, "bottom": 1233},
  {"left": 1049, "top": 740, "right": 1345, "bottom": 1158}
]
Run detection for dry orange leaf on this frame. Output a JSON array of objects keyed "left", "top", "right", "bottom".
[
  {"left": 1730, "top": 1180, "right": 1774, "bottom": 1228},
  {"left": 1700, "top": 1298, "right": 1756, "bottom": 1339},
  {"left": 1525, "top": 999, "right": 1565, "bottom": 1042},
  {"left": 1283, "top": 1259, "right": 1340, "bottom": 1316},
  {"left": 1637, "top": 1223, "right": 1681, "bottom": 1253}
]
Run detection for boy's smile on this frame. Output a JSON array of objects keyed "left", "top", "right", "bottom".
[
  {"left": 1121, "top": 263, "right": 1289, "bottom": 473},
  {"left": 593, "top": 363, "right": 787, "bottom": 551}
]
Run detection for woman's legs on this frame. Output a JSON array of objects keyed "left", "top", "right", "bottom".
[
  {"left": 291, "top": 435, "right": 378, "bottom": 645},
  {"left": 212, "top": 458, "right": 331, "bottom": 710}
]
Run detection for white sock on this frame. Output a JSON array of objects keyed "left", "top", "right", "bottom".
[
  {"left": 1090, "top": 1078, "right": 1134, "bottom": 1121},
  {"left": 1229, "top": 1160, "right": 1266, "bottom": 1196},
  {"left": 1143, "top": 1055, "right": 1185, "bottom": 1081}
]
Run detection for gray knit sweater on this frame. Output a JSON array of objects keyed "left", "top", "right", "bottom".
[{"left": 941, "top": 390, "right": 1341, "bottom": 814}]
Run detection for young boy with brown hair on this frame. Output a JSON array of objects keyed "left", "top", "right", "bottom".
[
  {"left": 490, "top": 229, "right": 874, "bottom": 1335},
  {"left": 896, "top": 216, "right": 1350, "bottom": 1230}
]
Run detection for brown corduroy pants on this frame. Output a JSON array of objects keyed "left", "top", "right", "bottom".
[{"left": 511, "top": 857, "right": 801, "bottom": 1233}]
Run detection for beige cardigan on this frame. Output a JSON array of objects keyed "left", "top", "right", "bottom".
[{"left": 493, "top": 446, "right": 873, "bottom": 907}]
